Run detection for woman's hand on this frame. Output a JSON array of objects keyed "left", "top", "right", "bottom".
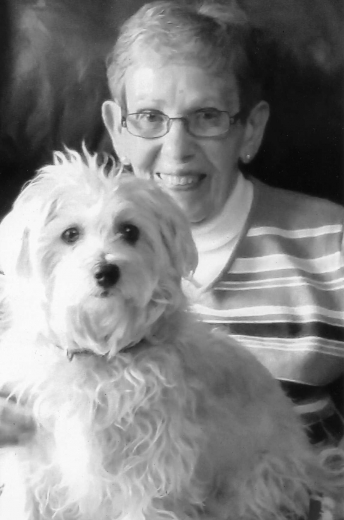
[{"left": 0, "top": 395, "right": 35, "bottom": 446}]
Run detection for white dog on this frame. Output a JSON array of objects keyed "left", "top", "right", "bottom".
[{"left": 0, "top": 149, "right": 342, "bottom": 520}]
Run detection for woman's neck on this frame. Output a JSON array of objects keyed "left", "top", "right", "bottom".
[
  {"left": 192, "top": 173, "right": 253, "bottom": 253},
  {"left": 190, "top": 173, "right": 253, "bottom": 287}
]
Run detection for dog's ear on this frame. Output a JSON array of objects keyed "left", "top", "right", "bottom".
[
  {"left": 0, "top": 171, "right": 61, "bottom": 278},
  {"left": 0, "top": 211, "right": 33, "bottom": 278},
  {"left": 16, "top": 227, "right": 32, "bottom": 278}
]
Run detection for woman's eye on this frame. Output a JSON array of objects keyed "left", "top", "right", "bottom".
[
  {"left": 118, "top": 223, "right": 140, "bottom": 245},
  {"left": 138, "top": 112, "right": 163, "bottom": 123},
  {"left": 61, "top": 227, "right": 80, "bottom": 244},
  {"left": 197, "top": 109, "right": 220, "bottom": 121}
]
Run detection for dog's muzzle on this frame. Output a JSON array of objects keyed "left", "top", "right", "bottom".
[{"left": 94, "top": 263, "right": 120, "bottom": 289}]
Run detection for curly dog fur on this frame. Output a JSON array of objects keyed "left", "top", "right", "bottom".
[{"left": 0, "top": 149, "right": 343, "bottom": 520}]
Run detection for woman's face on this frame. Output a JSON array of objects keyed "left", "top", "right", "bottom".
[{"left": 104, "top": 58, "right": 266, "bottom": 224}]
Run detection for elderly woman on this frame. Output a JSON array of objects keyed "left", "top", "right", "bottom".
[
  {"left": 1, "top": 0, "right": 343, "bottom": 450},
  {"left": 101, "top": 0, "right": 344, "bottom": 446}
]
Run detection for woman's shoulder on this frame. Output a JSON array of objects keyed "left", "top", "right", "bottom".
[{"left": 249, "top": 177, "right": 344, "bottom": 230}]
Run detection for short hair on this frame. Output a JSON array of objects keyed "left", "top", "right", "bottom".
[{"left": 106, "top": 0, "right": 266, "bottom": 115}]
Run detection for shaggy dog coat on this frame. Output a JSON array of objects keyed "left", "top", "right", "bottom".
[{"left": 0, "top": 150, "right": 343, "bottom": 520}]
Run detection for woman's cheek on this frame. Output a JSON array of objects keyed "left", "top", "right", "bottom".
[{"left": 129, "top": 140, "right": 158, "bottom": 178}]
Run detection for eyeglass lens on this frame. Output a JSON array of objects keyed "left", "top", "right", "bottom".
[{"left": 124, "top": 109, "right": 239, "bottom": 138}]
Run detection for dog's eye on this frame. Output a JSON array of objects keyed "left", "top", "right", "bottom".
[
  {"left": 118, "top": 223, "right": 140, "bottom": 245},
  {"left": 61, "top": 227, "right": 80, "bottom": 244}
]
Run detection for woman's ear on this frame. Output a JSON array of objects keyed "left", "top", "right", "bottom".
[
  {"left": 239, "top": 101, "right": 270, "bottom": 163},
  {"left": 102, "top": 100, "right": 129, "bottom": 164}
]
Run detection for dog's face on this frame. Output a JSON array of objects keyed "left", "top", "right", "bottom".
[{"left": 0, "top": 150, "right": 197, "bottom": 356}]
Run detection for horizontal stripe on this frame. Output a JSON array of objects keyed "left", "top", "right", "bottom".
[
  {"left": 227, "top": 322, "right": 344, "bottom": 342},
  {"left": 247, "top": 225, "right": 343, "bottom": 239},
  {"left": 208, "top": 285, "right": 343, "bottom": 318},
  {"left": 220, "top": 268, "right": 343, "bottom": 285},
  {"left": 228, "top": 335, "right": 344, "bottom": 355},
  {"left": 280, "top": 380, "right": 329, "bottom": 396},
  {"left": 218, "top": 276, "right": 344, "bottom": 291},
  {"left": 198, "top": 317, "right": 343, "bottom": 330},
  {"left": 293, "top": 398, "right": 333, "bottom": 415},
  {"left": 194, "top": 303, "right": 344, "bottom": 321},
  {"left": 242, "top": 229, "right": 343, "bottom": 260},
  {"left": 210, "top": 329, "right": 344, "bottom": 354},
  {"left": 230, "top": 252, "right": 342, "bottom": 275},
  {"left": 198, "top": 314, "right": 343, "bottom": 329}
]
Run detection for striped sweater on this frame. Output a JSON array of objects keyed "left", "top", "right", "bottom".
[{"left": 188, "top": 178, "right": 344, "bottom": 443}]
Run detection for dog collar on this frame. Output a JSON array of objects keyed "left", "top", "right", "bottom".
[
  {"left": 53, "top": 345, "right": 108, "bottom": 362},
  {"left": 63, "top": 344, "right": 141, "bottom": 362},
  {"left": 55, "top": 338, "right": 146, "bottom": 362},
  {"left": 65, "top": 349, "right": 97, "bottom": 362}
]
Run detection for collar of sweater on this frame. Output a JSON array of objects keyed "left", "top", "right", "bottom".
[{"left": 191, "top": 173, "right": 253, "bottom": 254}]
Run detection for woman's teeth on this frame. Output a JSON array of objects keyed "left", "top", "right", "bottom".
[{"left": 157, "top": 173, "right": 203, "bottom": 187}]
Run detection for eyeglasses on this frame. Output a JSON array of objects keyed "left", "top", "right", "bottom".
[{"left": 121, "top": 108, "right": 242, "bottom": 139}]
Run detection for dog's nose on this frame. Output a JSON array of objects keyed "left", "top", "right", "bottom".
[{"left": 94, "top": 263, "right": 120, "bottom": 288}]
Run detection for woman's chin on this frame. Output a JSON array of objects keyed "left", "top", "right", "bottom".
[
  {"left": 165, "top": 189, "right": 211, "bottom": 225},
  {"left": 176, "top": 200, "right": 208, "bottom": 224}
]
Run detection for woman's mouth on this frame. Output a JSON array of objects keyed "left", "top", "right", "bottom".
[{"left": 155, "top": 172, "right": 206, "bottom": 189}]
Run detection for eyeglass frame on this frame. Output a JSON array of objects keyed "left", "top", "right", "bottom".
[{"left": 121, "top": 108, "right": 244, "bottom": 139}]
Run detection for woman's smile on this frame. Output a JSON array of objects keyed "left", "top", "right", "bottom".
[{"left": 154, "top": 172, "right": 206, "bottom": 190}]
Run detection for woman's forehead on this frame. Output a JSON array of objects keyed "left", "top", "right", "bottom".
[{"left": 123, "top": 59, "right": 240, "bottom": 110}]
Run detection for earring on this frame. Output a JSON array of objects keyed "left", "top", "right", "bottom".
[
  {"left": 120, "top": 156, "right": 130, "bottom": 166},
  {"left": 241, "top": 153, "right": 252, "bottom": 164}
]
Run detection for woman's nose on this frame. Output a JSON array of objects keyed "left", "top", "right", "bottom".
[{"left": 160, "top": 119, "right": 196, "bottom": 162}]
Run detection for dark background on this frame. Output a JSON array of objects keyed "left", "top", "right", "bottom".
[{"left": 0, "top": 0, "right": 343, "bottom": 217}]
